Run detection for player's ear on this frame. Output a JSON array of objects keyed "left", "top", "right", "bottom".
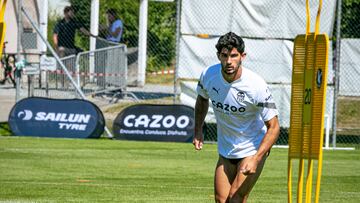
[
  {"left": 241, "top": 52, "right": 247, "bottom": 60},
  {"left": 217, "top": 52, "right": 220, "bottom": 60}
]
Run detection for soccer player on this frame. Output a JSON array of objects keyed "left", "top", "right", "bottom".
[{"left": 193, "top": 32, "right": 280, "bottom": 203}]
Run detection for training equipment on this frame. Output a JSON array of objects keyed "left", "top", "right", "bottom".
[
  {"left": 0, "top": 0, "right": 7, "bottom": 59},
  {"left": 288, "top": 0, "right": 329, "bottom": 202}
]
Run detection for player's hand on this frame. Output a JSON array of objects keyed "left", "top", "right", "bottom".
[
  {"left": 239, "top": 156, "right": 260, "bottom": 175},
  {"left": 193, "top": 135, "right": 203, "bottom": 150}
]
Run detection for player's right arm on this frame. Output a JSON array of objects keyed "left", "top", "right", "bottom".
[
  {"left": 53, "top": 33, "right": 58, "bottom": 50},
  {"left": 193, "top": 95, "right": 209, "bottom": 150},
  {"left": 53, "top": 23, "right": 60, "bottom": 50}
]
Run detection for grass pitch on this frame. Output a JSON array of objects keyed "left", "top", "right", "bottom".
[{"left": 0, "top": 136, "right": 359, "bottom": 203}]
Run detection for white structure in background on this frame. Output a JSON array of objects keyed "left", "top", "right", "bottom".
[
  {"left": 138, "top": 0, "right": 148, "bottom": 87},
  {"left": 89, "top": 0, "right": 99, "bottom": 81},
  {"left": 4, "top": 0, "right": 48, "bottom": 61},
  {"left": 177, "top": 0, "right": 338, "bottom": 128}
]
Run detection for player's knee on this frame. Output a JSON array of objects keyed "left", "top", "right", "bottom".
[
  {"left": 214, "top": 193, "right": 227, "bottom": 203},
  {"left": 228, "top": 191, "right": 248, "bottom": 203}
]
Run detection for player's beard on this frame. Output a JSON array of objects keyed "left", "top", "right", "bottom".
[{"left": 222, "top": 60, "right": 242, "bottom": 76}]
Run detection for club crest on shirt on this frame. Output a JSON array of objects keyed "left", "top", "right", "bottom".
[{"left": 237, "top": 91, "right": 245, "bottom": 102}]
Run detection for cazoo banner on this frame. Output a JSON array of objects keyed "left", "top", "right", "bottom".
[{"left": 113, "top": 104, "right": 195, "bottom": 142}]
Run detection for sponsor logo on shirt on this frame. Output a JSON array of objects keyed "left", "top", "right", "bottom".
[{"left": 211, "top": 100, "right": 246, "bottom": 113}]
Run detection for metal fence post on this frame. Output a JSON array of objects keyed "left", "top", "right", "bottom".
[
  {"left": 332, "top": 0, "right": 342, "bottom": 148},
  {"left": 15, "top": 0, "right": 22, "bottom": 102},
  {"left": 174, "top": 0, "right": 182, "bottom": 103}
]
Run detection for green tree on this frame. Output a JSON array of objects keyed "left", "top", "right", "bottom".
[
  {"left": 65, "top": 0, "right": 176, "bottom": 72},
  {"left": 147, "top": 1, "right": 177, "bottom": 72},
  {"left": 341, "top": 0, "right": 360, "bottom": 38},
  {"left": 99, "top": 0, "right": 139, "bottom": 47},
  {"left": 47, "top": 11, "right": 61, "bottom": 54},
  {"left": 99, "top": 0, "right": 176, "bottom": 72},
  {"left": 70, "top": 0, "right": 92, "bottom": 50}
]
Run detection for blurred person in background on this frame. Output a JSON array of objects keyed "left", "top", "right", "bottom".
[
  {"left": 53, "top": 6, "right": 96, "bottom": 57},
  {"left": 100, "top": 8, "right": 123, "bottom": 44},
  {"left": 193, "top": 32, "right": 280, "bottom": 203},
  {"left": 0, "top": 54, "right": 16, "bottom": 87}
]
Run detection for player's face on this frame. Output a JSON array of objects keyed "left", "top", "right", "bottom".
[
  {"left": 107, "top": 14, "right": 115, "bottom": 23},
  {"left": 65, "top": 10, "right": 75, "bottom": 19},
  {"left": 218, "top": 47, "right": 245, "bottom": 77}
]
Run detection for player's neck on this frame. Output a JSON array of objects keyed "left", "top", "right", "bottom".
[{"left": 64, "top": 17, "right": 71, "bottom": 22}]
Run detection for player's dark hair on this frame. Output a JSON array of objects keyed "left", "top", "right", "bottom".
[
  {"left": 215, "top": 32, "right": 245, "bottom": 54},
  {"left": 64, "top": 6, "right": 74, "bottom": 14},
  {"left": 106, "top": 9, "right": 118, "bottom": 18}
]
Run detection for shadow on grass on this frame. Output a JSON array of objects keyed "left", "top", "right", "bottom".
[{"left": 0, "top": 122, "right": 12, "bottom": 136}]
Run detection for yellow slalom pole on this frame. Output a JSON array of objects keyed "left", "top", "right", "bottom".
[
  {"left": 0, "top": 0, "right": 7, "bottom": 58},
  {"left": 305, "top": 159, "right": 313, "bottom": 203},
  {"left": 0, "top": 0, "right": 7, "bottom": 19},
  {"left": 289, "top": 0, "right": 328, "bottom": 202},
  {"left": 288, "top": 159, "right": 293, "bottom": 203},
  {"left": 297, "top": 158, "right": 304, "bottom": 203},
  {"left": 314, "top": 0, "right": 323, "bottom": 35},
  {"left": 315, "top": 148, "right": 324, "bottom": 203},
  {"left": 305, "top": 0, "right": 310, "bottom": 35}
]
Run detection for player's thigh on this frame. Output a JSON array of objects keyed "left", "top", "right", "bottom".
[
  {"left": 214, "top": 156, "right": 237, "bottom": 201},
  {"left": 232, "top": 156, "right": 267, "bottom": 197}
]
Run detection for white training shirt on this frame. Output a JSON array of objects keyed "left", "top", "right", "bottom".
[{"left": 196, "top": 64, "right": 279, "bottom": 159}]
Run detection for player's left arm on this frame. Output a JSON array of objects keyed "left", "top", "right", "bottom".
[
  {"left": 240, "top": 116, "right": 280, "bottom": 175},
  {"left": 240, "top": 82, "right": 280, "bottom": 175},
  {"left": 255, "top": 116, "right": 280, "bottom": 161},
  {"left": 254, "top": 83, "right": 280, "bottom": 162}
]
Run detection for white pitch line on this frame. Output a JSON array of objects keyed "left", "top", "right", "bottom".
[{"left": 1, "top": 181, "right": 213, "bottom": 189}]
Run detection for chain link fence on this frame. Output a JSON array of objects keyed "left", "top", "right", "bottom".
[
  {"left": 7, "top": 0, "right": 359, "bottom": 148},
  {"left": 332, "top": 0, "right": 360, "bottom": 148},
  {"left": 176, "top": 0, "right": 359, "bottom": 149}
]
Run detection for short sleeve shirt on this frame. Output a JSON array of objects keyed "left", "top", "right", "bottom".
[
  {"left": 196, "top": 64, "right": 279, "bottom": 158},
  {"left": 53, "top": 19, "right": 82, "bottom": 48},
  {"left": 106, "top": 19, "right": 123, "bottom": 43}
]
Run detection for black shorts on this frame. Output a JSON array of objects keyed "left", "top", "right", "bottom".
[
  {"left": 220, "top": 151, "right": 271, "bottom": 165},
  {"left": 220, "top": 155, "right": 243, "bottom": 165}
]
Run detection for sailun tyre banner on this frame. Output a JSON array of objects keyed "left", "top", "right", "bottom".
[
  {"left": 113, "top": 104, "right": 195, "bottom": 142},
  {"left": 8, "top": 97, "right": 105, "bottom": 138}
]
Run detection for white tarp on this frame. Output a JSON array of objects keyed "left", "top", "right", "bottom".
[
  {"left": 180, "top": 81, "right": 334, "bottom": 128},
  {"left": 178, "top": 35, "right": 334, "bottom": 83},
  {"left": 178, "top": 0, "right": 339, "bottom": 129},
  {"left": 181, "top": 0, "right": 337, "bottom": 38},
  {"left": 340, "top": 39, "right": 360, "bottom": 96}
]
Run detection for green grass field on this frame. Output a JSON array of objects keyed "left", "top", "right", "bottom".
[{"left": 0, "top": 136, "right": 359, "bottom": 203}]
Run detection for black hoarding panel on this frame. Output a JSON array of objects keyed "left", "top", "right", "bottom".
[
  {"left": 9, "top": 97, "right": 104, "bottom": 138},
  {"left": 113, "top": 104, "right": 195, "bottom": 142}
]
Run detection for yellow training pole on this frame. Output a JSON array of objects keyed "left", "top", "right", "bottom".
[
  {"left": 0, "top": 0, "right": 8, "bottom": 59},
  {"left": 288, "top": 0, "right": 328, "bottom": 202},
  {"left": 288, "top": 159, "right": 293, "bottom": 203}
]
